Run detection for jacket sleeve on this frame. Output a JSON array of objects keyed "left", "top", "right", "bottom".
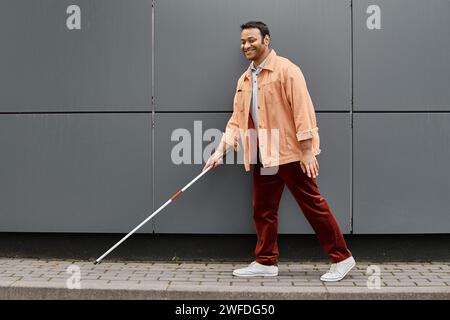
[{"left": 284, "top": 65, "right": 319, "bottom": 141}]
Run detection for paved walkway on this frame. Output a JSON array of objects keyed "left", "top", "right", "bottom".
[{"left": 0, "top": 258, "right": 449, "bottom": 299}]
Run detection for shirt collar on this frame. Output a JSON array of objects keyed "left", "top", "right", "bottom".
[
  {"left": 245, "top": 49, "right": 276, "bottom": 80},
  {"left": 251, "top": 57, "right": 267, "bottom": 71}
]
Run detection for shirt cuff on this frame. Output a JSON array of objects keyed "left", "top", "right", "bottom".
[{"left": 296, "top": 127, "right": 319, "bottom": 141}]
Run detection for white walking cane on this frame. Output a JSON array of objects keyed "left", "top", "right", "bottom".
[{"left": 93, "top": 150, "right": 229, "bottom": 265}]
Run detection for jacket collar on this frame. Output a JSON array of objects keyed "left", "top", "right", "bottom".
[{"left": 244, "top": 49, "right": 276, "bottom": 80}]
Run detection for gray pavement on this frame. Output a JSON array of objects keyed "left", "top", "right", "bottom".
[{"left": 0, "top": 258, "right": 449, "bottom": 299}]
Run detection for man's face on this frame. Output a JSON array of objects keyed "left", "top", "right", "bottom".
[{"left": 240, "top": 28, "right": 269, "bottom": 61}]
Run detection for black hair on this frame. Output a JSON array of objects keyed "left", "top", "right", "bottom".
[{"left": 240, "top": 21, "right": 270, "bottom": 42}]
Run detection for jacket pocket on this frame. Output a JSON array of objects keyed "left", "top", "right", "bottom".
[{"left": 235, "top": 89, "right": 245, "bottom": 112}]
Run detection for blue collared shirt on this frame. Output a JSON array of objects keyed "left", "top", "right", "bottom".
[{"left": 250, "top": 57, "right": 268, "bottom": 130}]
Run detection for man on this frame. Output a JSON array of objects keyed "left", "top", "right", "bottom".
[{"left": 203, "top": 21, "right": 355, "bottom": 282}]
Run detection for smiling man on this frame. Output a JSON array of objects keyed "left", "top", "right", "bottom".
[{"left": 204, "top": 21, "right": 355, "bottom": 282}]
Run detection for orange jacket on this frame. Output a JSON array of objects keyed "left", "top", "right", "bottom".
[{"left": 222, "top": 49, "right": 321, "bottom": 171}]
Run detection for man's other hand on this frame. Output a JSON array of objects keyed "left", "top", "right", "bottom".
[{"left": 300, "top": 151, "right": 319, "bottom": 179}]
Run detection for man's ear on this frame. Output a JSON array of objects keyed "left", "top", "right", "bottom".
[{"left": 264, "top": 35, "right": 270, "bottom": 46}]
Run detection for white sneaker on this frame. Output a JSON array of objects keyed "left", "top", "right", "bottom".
[
  {"left": 232, "top": 261, "right": 278, "bottom": 277},
  {"left": 320, "top": 256, "right": 356, "bottom": 282}
]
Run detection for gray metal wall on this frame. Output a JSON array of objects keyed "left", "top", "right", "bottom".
[
  {"left": 0, "top": 0, "right": 152, "bottom": 112},
  {"left": 153, "top": 0, "right": 352, "bottom": 234},
  {"left": 0, "top": 0, "right": 153, "bottom": 233},
  {"left": 0, "top": 0, "right": 449, "bottom": 234},
  {"left": 353, "top": 0, "right": 450, "bottom": 233}
]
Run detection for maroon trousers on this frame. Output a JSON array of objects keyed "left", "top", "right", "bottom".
[{"left": 253, "top": 159, "right": 352, "bottom": 265}]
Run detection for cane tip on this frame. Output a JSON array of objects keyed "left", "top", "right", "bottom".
[{"left": 93, "top": 261, "right": 99, "bottom": 265}]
